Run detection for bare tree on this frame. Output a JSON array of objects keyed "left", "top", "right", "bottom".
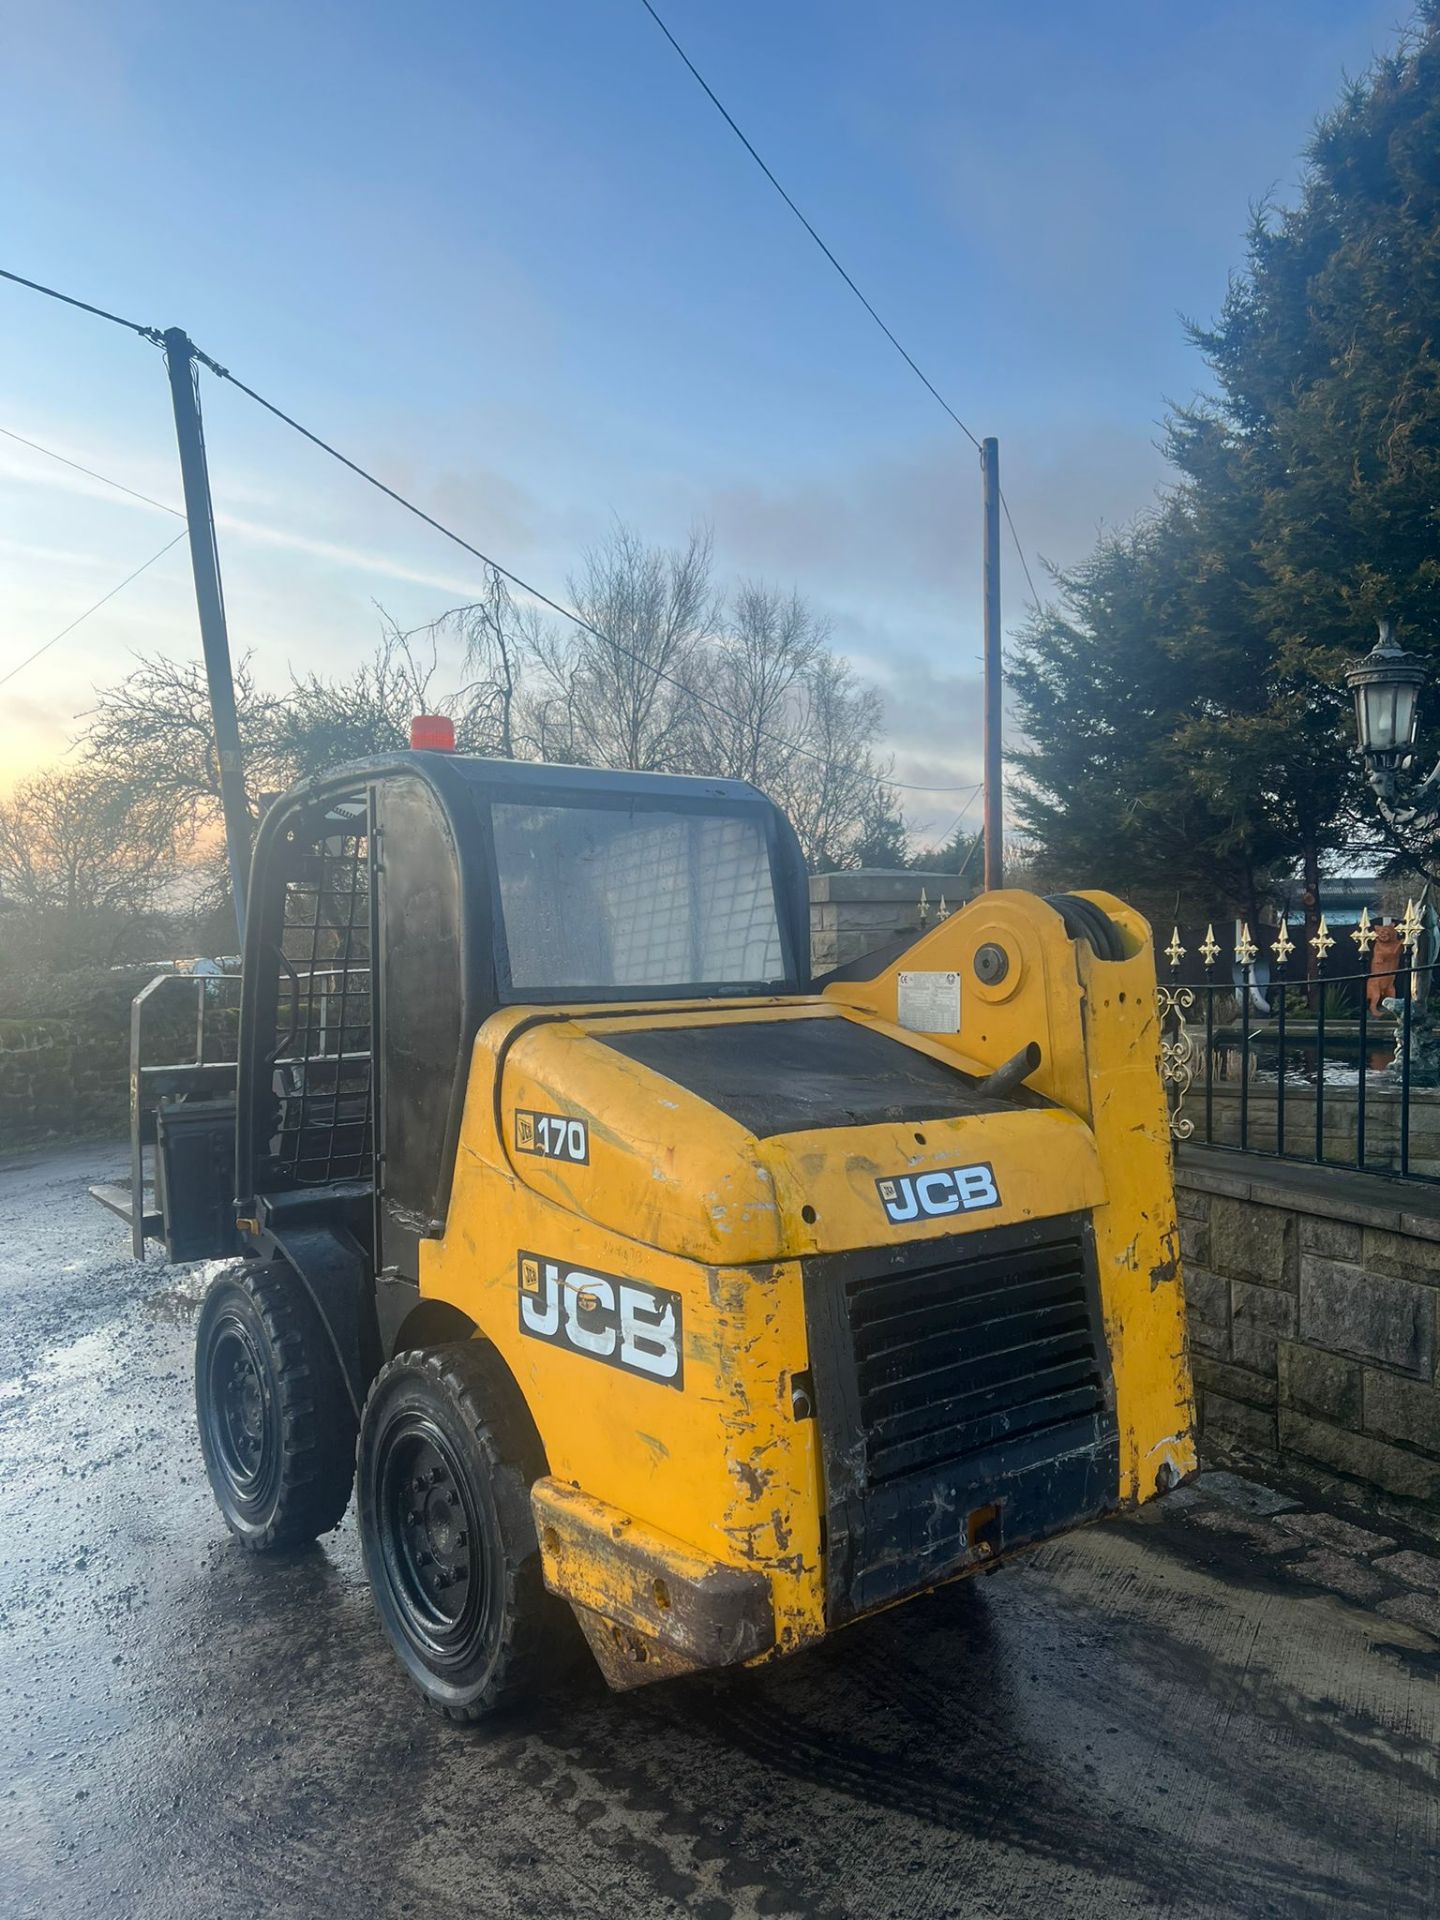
[
  {"left": 405, "top": 567, "right": 529, "bottom": 759},
  {"left": 687, "top": 582, "right": 826, "bottom": 783},
  {"left": 83, "top": 653, "right": 287, "bottom": 841},
  {"left": 525, "top": 524, "right": 718, "bottom": 770},
  {"left": 83, "top": 636, "right": 439, "bottom": 931},
  {"left": 685, "top": 583, "right": 898, "bottom": 869},
  {"left": 0, "top": 768, "right": 177, "bottom": 970},
  {"left": 276, "top": 571, "right": 537, "bottom": 771},
  {"left": 276, "top": 619, "right": 445, "bottom": 775},
  {"left": 76, "top": 525, "right": 903, "bottom": 888},
  {"left": 770, "top": 654, "right": 896, "bottom": 871},
  {"left": 522, "top": 532, "right": 898, "bottom": 864}
]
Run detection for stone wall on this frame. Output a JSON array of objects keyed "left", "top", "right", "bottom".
[
  {"left": 1177, "top": 1147, "right": 1440, "bottom": 1513},
  {"left": 0, "top": 1016, "right": 128, "bottom": 1149},
  {"left": 809, "top": 869, "right": 977, "bottom": 974}
]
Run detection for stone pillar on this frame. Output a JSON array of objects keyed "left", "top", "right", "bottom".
[{"left": 809, "top": 870, "right": 977, "bottom": 975}]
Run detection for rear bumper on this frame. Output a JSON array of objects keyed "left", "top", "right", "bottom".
[{"left": 532, "top": 1479, "right": 776, "bottom": 1691}]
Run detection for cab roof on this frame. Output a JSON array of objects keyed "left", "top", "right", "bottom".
[{"left": 280, "top": 749, "right": 780, "bottom": 818}]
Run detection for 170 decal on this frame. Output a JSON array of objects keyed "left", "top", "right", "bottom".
[
  {"left": 876, "top": 1162, "right": 1000, "bottom": 1225},
  {"left": 514, "top": 1109, "right": 588, "bottom": 1164}
]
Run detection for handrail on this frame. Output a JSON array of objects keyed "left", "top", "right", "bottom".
[{"left": 127, "top": 970, "right": 242, "bottom": 1257}]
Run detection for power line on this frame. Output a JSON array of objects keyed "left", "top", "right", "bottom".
[
  {"left": 0, "top": 529, "right": 189, "bottom": 690},
  {"left": 911, "top": 782, "right": 984, "bottom": 862},
  {"left": 0, "top": 262, "right": 990, "bottom": 791},
  {"left": 0, "top": 266, "right": 161, "bottom": 343},
  {"left": 999, "top": 490, "right": 1042, "bottom": 616},
  {"left": 0, "top": 423, "right": 184, "bottom": 518},
  {"left": 953, "top": 830, "right": 984, "bottom": 885},
  {"left": 637, "top": 2, "right": 1045, "bottom": 609},
  {"left": 638, "top": 1, "right": 980, "bottom": 452},
  {"left": 930, "top": 783, "right": 985, "bottom": 845},
  {"left": 191, "top": 343, "right": 982, "bottom": 795}
]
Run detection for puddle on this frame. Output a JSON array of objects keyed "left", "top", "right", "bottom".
[{"left": 145, "top": 1258, "right": 232, "bottom": 1326}]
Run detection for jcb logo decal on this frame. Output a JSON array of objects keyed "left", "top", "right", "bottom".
[
  {"left": 517, "top": 1254, "right": 682, "bottom": 1388},
  {"left": 876, "top": 1163, "right": 1000, "bottom": 1225}
]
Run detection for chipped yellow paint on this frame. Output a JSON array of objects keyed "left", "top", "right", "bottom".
[
  {"left": 1075, "top": 891, "right": 1199, "bottom": 1501},
  {"left": 418, "top": 886, "right": 1195, "bottom": 1676},
  {"left": 421, "top": 1041, "right": 829, "bottom": 1656},
  {"left": 828, "top": 887, "right": 1197, "bottom": 1502}
]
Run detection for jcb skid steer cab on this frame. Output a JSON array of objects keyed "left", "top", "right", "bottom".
[{"left": 104, "top": 740, "right": 1195, "bottom": 1719}]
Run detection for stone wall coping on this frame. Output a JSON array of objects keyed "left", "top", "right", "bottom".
[
  {"left": 1176, "top": 1144, "right": 1440, "bottom": 1243},
  {"left": 1197, "top": 1082, "right": 1440, "bottom": 1108},
  {"left": 808, "top": 870, "right": 975, "bottom": 904}
]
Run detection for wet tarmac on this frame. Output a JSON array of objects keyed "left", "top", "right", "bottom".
[{"left": 1, "top": 1140, "right": 1437, "bottom": 1920}]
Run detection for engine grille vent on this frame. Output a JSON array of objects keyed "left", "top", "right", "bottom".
[{"left": 846, "top": 1231, "right": 1106, "bottom": 1487}]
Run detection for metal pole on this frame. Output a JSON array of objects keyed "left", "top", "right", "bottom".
[
  {"left": 981, "top": 435, "right": 1003, "bottom": 890},
  {"left": 162, "top": 327, "right": 250, "bottom": 943}
]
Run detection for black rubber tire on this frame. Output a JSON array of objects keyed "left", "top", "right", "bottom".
[
  {"left": 194, "top": 1261, "right": 357, "bottom": 1552},
  {"left": 356, "top": 1341, "right": 575, "bottom": 1721}
]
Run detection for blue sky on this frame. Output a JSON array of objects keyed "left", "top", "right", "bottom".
[{"left": 0, "top": 0, "right": 1404, "bottom": 838}]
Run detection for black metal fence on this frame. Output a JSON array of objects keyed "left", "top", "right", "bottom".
[{"left": 1158, "top": 909, "right": 1439, "bottom": 1184}]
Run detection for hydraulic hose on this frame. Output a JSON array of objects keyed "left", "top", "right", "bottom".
[{"left": 1043, "top": 893, "right": 1128, "bottom": 961}]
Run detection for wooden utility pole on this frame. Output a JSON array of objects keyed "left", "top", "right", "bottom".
[
  {"left": 981, "top": 436, "right": 1003, "bottom": 890},
  {"left": 163, "top": 328, "right": 251, "bottom": 943}
]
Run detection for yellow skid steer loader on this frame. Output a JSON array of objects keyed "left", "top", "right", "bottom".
[{"left": 97, "top": 738, "right": 1194, "bottom": 1717}]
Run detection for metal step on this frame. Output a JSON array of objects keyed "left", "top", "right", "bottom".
[{"left": 88, "top": 1182, "right": 161, "bottom": 1237}]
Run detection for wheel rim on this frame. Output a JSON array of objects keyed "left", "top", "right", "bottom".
[
  {"left": 375, "top": 1413, "right": 488, "bottom": 1666},
  {"left": 202, "top": 1310, "right": 280, "bottom": 1512}
]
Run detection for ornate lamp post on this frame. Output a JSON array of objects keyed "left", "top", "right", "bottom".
[
  {"left": 1345, "top": 621, "right": 1428, "bottom": 828},
  {"left": 1345, "top": 620, "right": 1436, "bottom": 1084}
]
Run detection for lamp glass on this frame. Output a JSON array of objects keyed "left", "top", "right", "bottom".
[
  {"left": 1395, "top": 678, "right": 1419, "bottom": 748},
  {"left": 1356, "top": 673, "right": 1421, "bottom": 754},
  {"left": 1364, "top": 681, "right": 1398, "bottom": 751}
]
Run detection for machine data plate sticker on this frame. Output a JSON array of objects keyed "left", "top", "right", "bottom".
[
  {"left": 897, "top": 970, "right": 961, "bottom": 1033},
  {"left": 518, "top": 1253, "right": 682, "bottom": 1388},
  {"left": 876, "top": 1163, "right": 1000, "bottom": 1225},
  {"left": 514, "top": 1109, "right": 589, "bottom": 1164}
]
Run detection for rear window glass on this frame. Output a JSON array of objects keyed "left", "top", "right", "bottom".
[{"left": 491, "top": 802, "right": 787, "bottom": 993}]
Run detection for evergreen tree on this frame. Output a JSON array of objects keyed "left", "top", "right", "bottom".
[
  {"left": 913, "top": 823, "right": 983, "bottom": 877},
  {"left": 1011, "top": 6, "right": 1440, "bottom": 927}
]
